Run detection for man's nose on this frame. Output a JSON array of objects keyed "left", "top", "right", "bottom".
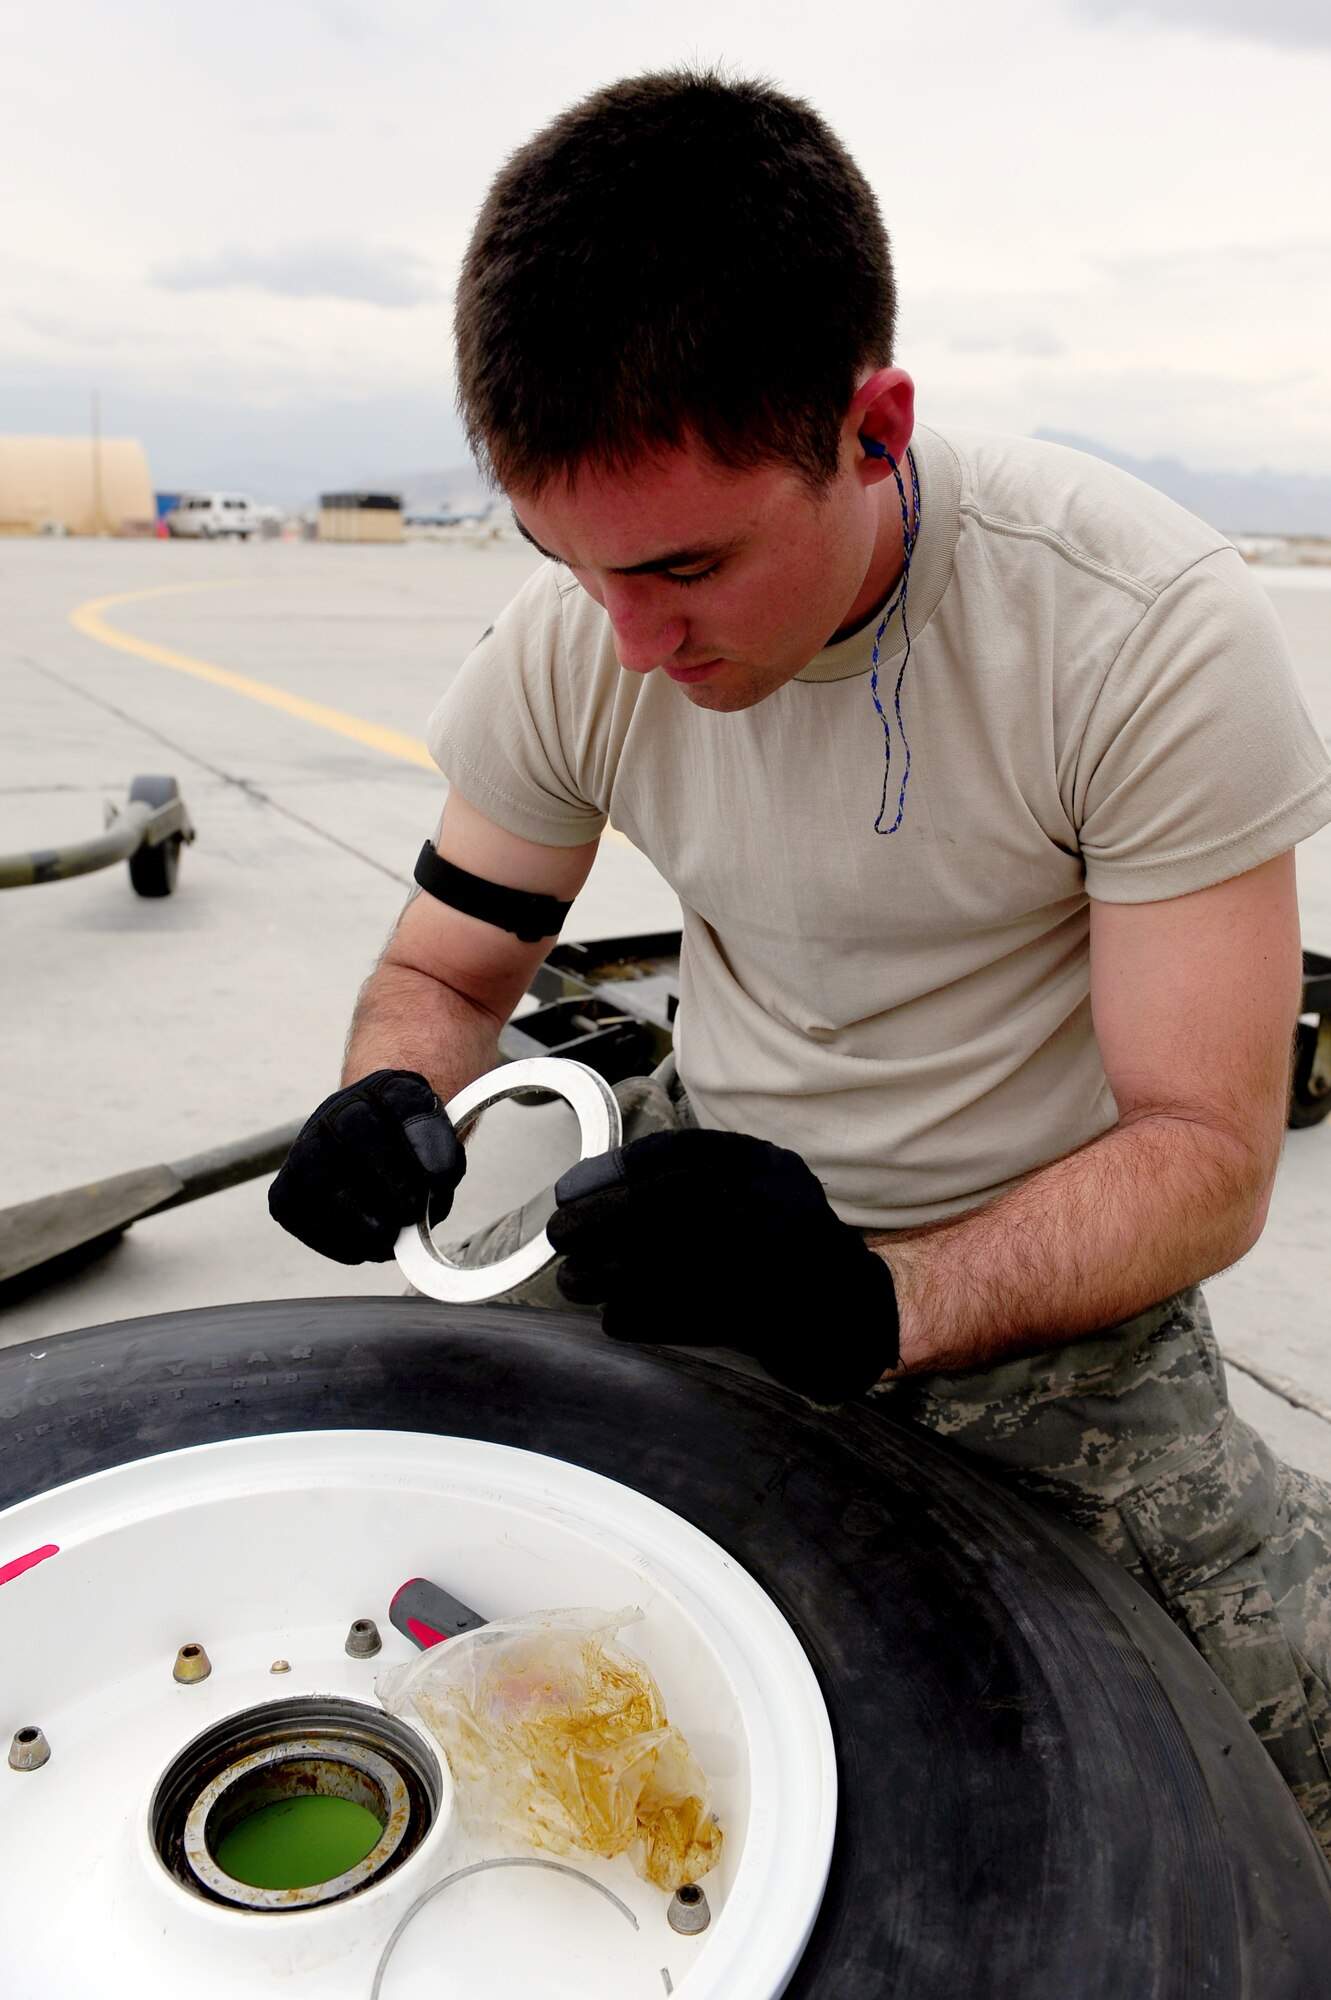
[{"left": 599, "top": 578, "right": 687, "bottom": 675}]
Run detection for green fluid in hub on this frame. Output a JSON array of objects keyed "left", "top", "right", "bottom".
[{"left": 215, "top": 1796, "right": 383, "bottom": 1889}]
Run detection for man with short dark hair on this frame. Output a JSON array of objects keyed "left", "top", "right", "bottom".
[{"left": 271, "top": 70, "right": 1331, "bottom": 1848}]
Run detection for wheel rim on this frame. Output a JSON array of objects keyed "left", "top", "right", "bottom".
[
  {"left": 0, "top": 1429, "right": 835, "bottom": 1998},
  {"left": 8, "top": 1298, "right": 1331, "bottom": 1999}
]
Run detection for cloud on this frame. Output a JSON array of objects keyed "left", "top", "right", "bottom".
[
  {"left": 1069, "top": 0, "right": 1331, "bottom": 54},
  {"left": 239, "top": 111, "right": 337, "bottom": 137},
  {"left": 292, "top": 0, "right": 386, "bottom": 41},
  {"left": 1098, "top": 236, "right": 1331, "bottom": 290},
  {"left": 12, "top": 308, "right": 142, "bottom": 349},
  {"left": 149, "top": 239, "right": 441, "bottom": 309},
  {"left": 948, "top": 325, "right": 1064, "bottom": 358}
]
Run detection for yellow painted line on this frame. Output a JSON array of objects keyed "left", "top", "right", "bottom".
[
  {"left": 67, "top": 578, "right": 635, "bottom": 846},
  {"left": 70, "top": 582, "right": 438, "bottom": 770}
]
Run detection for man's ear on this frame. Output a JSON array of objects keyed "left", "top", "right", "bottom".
[{"left": 846, "top": 368, "right": 915, "bottom": 482}]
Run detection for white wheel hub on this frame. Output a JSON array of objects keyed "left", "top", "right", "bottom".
[{"left": 0, "top": 1430, "right": 836, "bottom": 1997}]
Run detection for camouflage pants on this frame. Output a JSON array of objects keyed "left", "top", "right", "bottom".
[
  {"left": 884, "top": 1290, "right": 1331, "bottom": 1857},
  {"left": 449, "top": 1065, "right": 1331, "bottom": 1855}
]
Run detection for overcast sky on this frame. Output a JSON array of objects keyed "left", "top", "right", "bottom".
[{"left": 2, "top": 0, "right": 1328, "bottom": 500}]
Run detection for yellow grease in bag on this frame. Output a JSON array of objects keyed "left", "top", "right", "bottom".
[{"left": 377, "top": 1606, "right": 723, "bottom": 1891}]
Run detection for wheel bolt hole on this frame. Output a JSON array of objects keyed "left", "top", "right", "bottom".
[{"left": 667, "top": 1881, "right": 711, "bottom": 1934}]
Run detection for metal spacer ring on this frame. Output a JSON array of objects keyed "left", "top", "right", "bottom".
[{"left": 394, "top": 1057, "right": 622, "bottom": 1304}]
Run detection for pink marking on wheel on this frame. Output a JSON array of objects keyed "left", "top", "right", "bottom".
[{"left": 0, "top": 1543, "right": 59, "bottom": 1586}]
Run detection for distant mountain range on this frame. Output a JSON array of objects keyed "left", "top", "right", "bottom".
[{"left": 1035, "top": 431, "right": 1331, "bottom": 538}]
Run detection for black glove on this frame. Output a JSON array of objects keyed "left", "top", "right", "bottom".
[
  {"left": 269, "top": 1070, "right": 464, "bottom": 1264},
  {"left": 548, "top": 1129, "right": 899, "bottom": 1402}
]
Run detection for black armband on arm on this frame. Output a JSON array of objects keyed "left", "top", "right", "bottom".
[{"left": 412, "top": 842, "right": 573, "bottom": 944}]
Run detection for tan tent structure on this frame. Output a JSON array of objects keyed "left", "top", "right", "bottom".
[
  {"left": 0, "top": 435, "right": 156, "bottom": 536},
  {"left": 317, "top": 491, "right": 403, "bottom": 543}
]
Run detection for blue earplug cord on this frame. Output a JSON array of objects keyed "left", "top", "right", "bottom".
[{"left": 859, "top": 438, "right": 921, "bottom": 835}]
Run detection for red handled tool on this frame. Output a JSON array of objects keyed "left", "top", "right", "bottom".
[{"left": 390, "top": 1576, "right": 488, "bottom": 1649}]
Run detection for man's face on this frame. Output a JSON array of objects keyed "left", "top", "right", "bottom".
[{"left": 507, "top": 438, "right": 879, "bottom": 713}]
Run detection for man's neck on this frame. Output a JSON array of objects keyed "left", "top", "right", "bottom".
[{"left": 828, "top": 454, "right": 915, "bottom": 644}]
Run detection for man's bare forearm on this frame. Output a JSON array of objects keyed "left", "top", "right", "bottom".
[
  {"left": 873, "top": 1112, "right": 1277, "bottom": 1378},
  {"left": 342, "top": 957, "right": 503, "bottom": 1101}
]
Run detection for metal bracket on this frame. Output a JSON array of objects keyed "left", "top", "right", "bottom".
[{"left": 107, "top": 795, "right": 196, "bottom": 852}]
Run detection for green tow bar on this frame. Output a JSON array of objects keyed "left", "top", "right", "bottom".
[{"left": 0, "top": 774, "right": 195, "bottom": 897}]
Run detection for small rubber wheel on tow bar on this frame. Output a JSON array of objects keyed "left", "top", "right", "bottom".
[
  {"left": 2, "top": 1299, "right": 1330, "bottom": 1999},
  {"left": 126, "top": 773, "right": 184, "bottom": 898}
]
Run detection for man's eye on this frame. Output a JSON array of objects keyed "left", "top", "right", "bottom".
[{"left": 668, "top": 563, "right": 721, "bottom": 588}]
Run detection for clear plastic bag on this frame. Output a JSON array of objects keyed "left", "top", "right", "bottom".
[{"left": 377, "top": 1606, "right": 722, "bottom": 1891}]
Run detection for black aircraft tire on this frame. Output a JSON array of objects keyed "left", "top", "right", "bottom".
[{"left": 3, "top": 1296, "right": 1330, "bottom": 1999}]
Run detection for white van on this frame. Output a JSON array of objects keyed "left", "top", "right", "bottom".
[{"left": 167, "top": 493, "right": 259, "bottom": 539}]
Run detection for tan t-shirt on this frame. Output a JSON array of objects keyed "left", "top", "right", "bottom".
[{"left": 427, "top": 424, "right": 1331, "bottom": 1230}]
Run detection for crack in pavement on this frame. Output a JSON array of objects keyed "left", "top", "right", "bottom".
[{"left": 1223, "top": 1348, "right": 1331, "bottom": 1426}]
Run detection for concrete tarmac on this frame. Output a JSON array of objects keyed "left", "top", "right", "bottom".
[{"left": 3, "top": 538, "right": 1330, "bottom": 1478}]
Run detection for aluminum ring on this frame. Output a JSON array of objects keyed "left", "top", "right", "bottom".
[
  {"left": 394, "top": 1057, "right": 622, "bottom": 1304},
  {"left": 183, "top": 1736, "right": 410, "bottom": 1910}
]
